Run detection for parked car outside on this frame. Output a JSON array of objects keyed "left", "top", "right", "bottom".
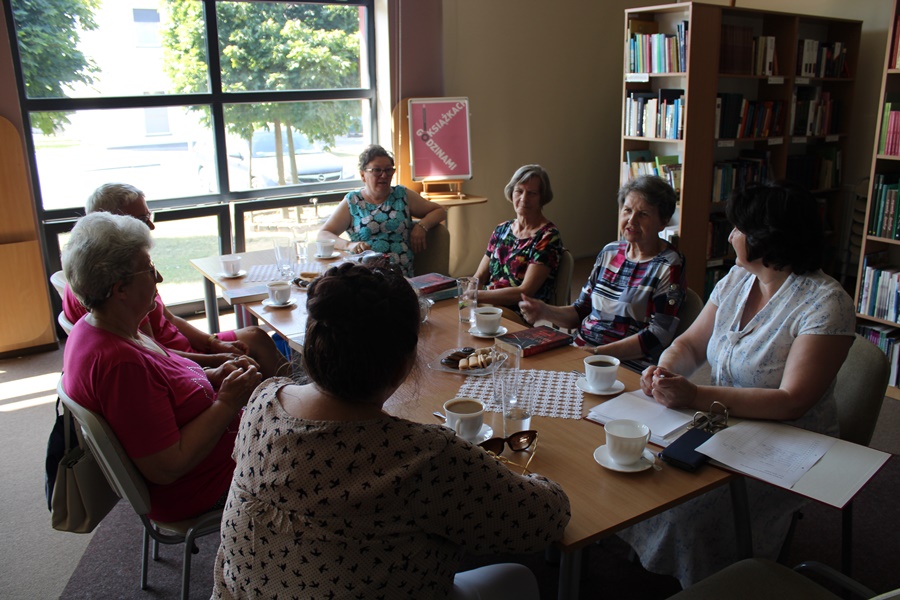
[{"left": 193, "top": 129, "right": 350, "bottom": 192}]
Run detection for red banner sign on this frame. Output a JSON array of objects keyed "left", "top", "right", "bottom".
[{"left": 407, "top": 97, "right": 472, "bottom": 181}]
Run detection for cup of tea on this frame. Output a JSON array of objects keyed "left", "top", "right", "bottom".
[
  {"left": 605, "top": 419, "right": 651, "bottom": 466},
  {"left": 584, "top": 355, "right": 620, "bottom": 392},
  {"left": 443, "top": 397, "right": 484, "bottom": 442},
  {"left": 220, "top": 254, "right": 241, "bottom": 276},
  {"left": 266, "top": 281, "right": 292, "bottom": 305},
  {"left": 316, "top": 240, "right": 336, "bottom": 257},
  {"left": 473, "top": 306, "right": 503, "bottom": 335}
]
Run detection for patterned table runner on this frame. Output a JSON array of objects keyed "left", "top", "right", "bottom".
[{"left": 456, "top": 369, "right": 583, "bottom": 419}]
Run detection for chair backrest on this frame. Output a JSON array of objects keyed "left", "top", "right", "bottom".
[
  {"left": 50, "top": 270, "right": 67, "bottom": 301},
  {"left": 413, "top": 222, "right": 450, "bottom": 276},
  {"left": 57, "top": 377, "right": 153, "bottom": 516},
  {"left": 551, "top": 249, "right": 575, "bottom": 306},
  {"left": 833, "top": 334, "right": 889, "bottom": 446},
  {"left": 673, "top": 288, "right": 703, "bottom": 338},
  {"left": 57, "top": 311, "right": 75, "bottom": 335}
]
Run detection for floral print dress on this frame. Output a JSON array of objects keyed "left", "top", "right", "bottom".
[
  {"left": 345, "top": 185, "right": 414, "bottom": 275},
  {"left": 483, "top": 220, "right": 563, "bottom": 308}
]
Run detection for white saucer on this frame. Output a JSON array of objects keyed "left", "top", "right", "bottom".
[
  {"left": 468, "top": 326, "right": 508, "bottom": 339},
  {"left": 262, "top": 298, "right": 296, "bottom": 309},
  {"left": 576, "top": 377, "right": 625, "bottom": 395},
  {"left": 315, "top": 251, "right": 341, "bottom": 259},
  {"left": 593, "top": 445, "right": 655, "bottom": 473},
  {"left": 464, "top": 424, "right": 494, "bottom": 445},
  {"left": 218, "top": 270, "right": 247, "bottom": 279}
]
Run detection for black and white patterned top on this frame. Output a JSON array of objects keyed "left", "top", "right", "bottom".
[{"left": 212, "top": 378, "right": 570, "bottom": 599}]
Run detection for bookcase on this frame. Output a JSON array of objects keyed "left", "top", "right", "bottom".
[
  {"left": 621, "top": 3, "right": 860, "bottom": 300},
  {"left": 854, "top": 0, "right": 900, "bottom": 399}
]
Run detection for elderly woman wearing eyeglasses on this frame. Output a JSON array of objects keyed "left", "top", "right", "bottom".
[
  {"left": 212, "top": 261, "right": 569, "bottom": 600},
  {"left": 318, "top": 144, "right": 446, "bottom": 276},
  {"left": 61, "top": 212, "right": 263, "bottom": 523}
]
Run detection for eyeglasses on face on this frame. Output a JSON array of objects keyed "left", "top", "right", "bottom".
[
  {"left": 137, "top": 213, "right": 153, "bottom": 226},
  {"left": 363, "top": 167, "right": 396, "bottom": 176},
  {"left": 131, "top": 262, "right": 159, "bottom": 280}
]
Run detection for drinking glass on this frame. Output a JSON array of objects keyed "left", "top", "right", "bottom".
[
  {"left": 457, "top": 276, "right": 479, "bottom": 323},
  {"left": 273, "top": 237, "right": 295, "bottom": 279}
]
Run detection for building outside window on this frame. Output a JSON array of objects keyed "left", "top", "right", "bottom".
[{"left": 5, "top": 0, "right": 377, "bottom": 305}]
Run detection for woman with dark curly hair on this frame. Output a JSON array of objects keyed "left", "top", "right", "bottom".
[
  {"left": 619, "top": 182, "right": 856, "bottom": 588},
  {"left": 213, "top": 262, "right": 570, "bottom": 600},
  {"left": 318, "top": 144, "right": 446, "bottom": 275}
]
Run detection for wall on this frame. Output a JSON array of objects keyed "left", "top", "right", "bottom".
[{"left": 442, "top": 0, "right": 894, "bottom": 276}]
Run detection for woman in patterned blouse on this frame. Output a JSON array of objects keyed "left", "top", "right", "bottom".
[
  {"left": 472, "top": 164, "right": 564, "bottom": 317},
  {"left": 212, "top": 261, "right": 570, "bottom": 600},
  {"left": 318, "top": 144, "right": 446, "bottom": 276},
  {"left": 520, "top": 175, "right": 685, "bottom": 365},
  {"left": 622, "top": 182, "right": 856, "bottom": 588}
]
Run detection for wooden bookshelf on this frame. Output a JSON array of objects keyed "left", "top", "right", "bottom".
[
  {"left": 855, "top": 0, "right": 900, "bottom": 397},
  {"left": 621, "top": 3, "right": 861, "bottom": 299}
]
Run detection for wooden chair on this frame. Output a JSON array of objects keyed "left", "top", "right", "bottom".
[
  {"left": 551, "top": 249, "right": 575, "bottom": 306},
  {"left": 57, "top": 377, "right": 223, "bottom": 600},
  {"left": 673, "top": 288, "right": 703, "bottom": 338}
]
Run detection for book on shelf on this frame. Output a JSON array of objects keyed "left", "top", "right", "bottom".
[
  {"left": 494, "top": 326, "right": 574, "bottom": 357},
  {"left": 720, "top": 24, "right": 754, "bottom": 75},
  {"left": 407, "top": 272, "right": 456, "bottom": 295}
]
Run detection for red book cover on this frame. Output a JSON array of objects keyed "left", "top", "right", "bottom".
[
  {"left": 407, "top": 272, "right": 456, "bottom": 295},
  {"left": 495, "top": 326, "right": 574, "bottom": 357}
]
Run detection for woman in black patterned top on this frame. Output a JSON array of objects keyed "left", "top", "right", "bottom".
[{"left": 212, "top": 262, "right": 570, "bottom": 600}]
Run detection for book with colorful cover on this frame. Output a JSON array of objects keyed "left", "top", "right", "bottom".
[
  {"left": 407, "top": 272, "right": 456, "bottom": 295},
  {"left": 495, "top": 326, "right": 574, "bottom": 357}
]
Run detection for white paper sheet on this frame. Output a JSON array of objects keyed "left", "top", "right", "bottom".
[
  {"left": 586, "top": 390, "right": 695, "bottom": 446},
  {"left": 696, "top": 420, "right": 836, "bottom": 489}
]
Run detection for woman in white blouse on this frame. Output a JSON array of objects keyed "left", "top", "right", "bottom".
[{"left": 621, "top": 182, "right": 856, "bottom": 588}]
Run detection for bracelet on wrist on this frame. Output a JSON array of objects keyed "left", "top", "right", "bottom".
[
  {"left": 206, "top": 333, "right": 218, "bottom": 353},
  {"left": 416, "top": 222, "right": 429, "bottom": 232}
]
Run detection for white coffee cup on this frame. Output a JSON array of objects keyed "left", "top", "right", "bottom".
[
  {"left": 266, "top": 281, "right": 292, "bottom": 305},
  {"left": 220, "top": 254, "right": 241, "bottom": 276},
  {"left": 605, "top": 419, "right": 651, "bottom": 466},
  {"left": 316, "top": 240, "right": 336, "bottom": 257},
  {"left": 584, "top": 355, "right": 620, "bottom": 392},
  {"left": 443, "top": 397, "right": 484, "bottom": 442},
  {"left": 473, "top": 306, "right": 503, "bottom": 335}
]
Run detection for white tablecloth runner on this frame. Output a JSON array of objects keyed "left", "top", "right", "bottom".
[{"left": 457, "top": 369, "right": 583, "bottom": 419}]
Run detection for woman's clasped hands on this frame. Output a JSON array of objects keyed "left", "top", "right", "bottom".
[
  {"left": 207, "top": 356, "right": 263, "bottom": 408},
  {"left": 640, "top": 365, "right": 697, "bottom": 409}
]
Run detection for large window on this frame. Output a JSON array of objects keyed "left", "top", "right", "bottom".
[
  {"left": 6, "top": 0, "right": 375, "bottom": 214},
  {"left": 6, "top": 0, "right": 376, "bottom": 307}
]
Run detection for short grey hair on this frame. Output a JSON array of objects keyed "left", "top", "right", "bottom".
[
  {"left": 617, "top": 175, "right": 678, "bottom": 225},
  {"left": 503, "top": 164, "right": 554, "bottom": 206},
  {"left": 62, "top": 212, "right": 153, "bottom": 311},
  {"left": 357, "top": 144, "right": 394, "bottom": 171},
  {"left": 85, "top": 183, "right": 145, "bottom": 215}
]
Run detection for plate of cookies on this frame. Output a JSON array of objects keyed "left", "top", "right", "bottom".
[{"left": 428, "top": 347, "right": 508, "bottom": 376}]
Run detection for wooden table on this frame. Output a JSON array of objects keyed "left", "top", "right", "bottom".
[{"left": 231, "top": 291, "right": 736, "bottom": 598}]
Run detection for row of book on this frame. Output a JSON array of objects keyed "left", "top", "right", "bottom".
[
  {"left": 711, "top": 152, "right": 772, "bottom": 203},
  {"left": 797, "top": 39, "right": 850, "bottom": 78},
  {"left": 715, "top": 93, "right": 784, "bottom": 139},
  {"left": 621, "top": 150, "right": 682, "bottom": 193},
  {"left": 890, "top": 14, "right": 900, "bottom": 70},
  {"left": 877, "top": 102, "right": 900, "bottom": 156},
  {"left": 856, "top": 324, "right": 900, "bottom": 388},
  {"left": 785, "top": 147, "right": 842, "bottom": 192},
  {"left": 703, "top": 266, "right": 730, "bottom": 302},
  {"left": 789, "top": 87, "right": 841, "bottom": 137},
  {"left": 626, "top": 19, "right": 688, "bottom": 74},
  {"left": 707, "top": 214, "right": 733, "bottom": 260},
  {"left": 719, "top": 26, "right": 777, "bottom": 76},
  {"left": 624, "top": 89, "right": 685, "bottom": 139},
  {"left": 866, "top": 174, "right": 900, "bottom": 239},
  {"left": 858, "top": 258, "right": 900, "bottom": 323}
]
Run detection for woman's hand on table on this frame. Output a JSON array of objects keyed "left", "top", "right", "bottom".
[
  {"left": 642, "top": 365, "right": 697, "bottom": 409},
  {"left": 349, "top": 241, "right": 370, "bottom": 254}
]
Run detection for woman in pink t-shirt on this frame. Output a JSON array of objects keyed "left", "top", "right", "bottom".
[{"left": 61, "top": 212, "right": 262, "bottom": 522}]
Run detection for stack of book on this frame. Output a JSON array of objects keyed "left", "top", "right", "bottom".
[
  {"left": 626, "top": 19, "right": 688, "bottom": 74},
  {"left": 857, "top": 323, "right": 900, "bottom": 387},
  {"left": 407, "top": 272, "right": 458, "bottom": 302},
  {"left": 623, "top": 88, "right": 684, "bottom": 139},
  {"left": 790, "top": 87, "right": 839, "bottom": 137},
  {"left": 878, "top": 102, "right": 900, "bottom": 156},
  {"left": 719, "top": 24, "right": 754, "bottom": 74},
  {"left": 797, "top": 39, "right": 850, "bottom": 78},
  {"left": 867, "top": 174, "right": 900, "bottom": 238}
]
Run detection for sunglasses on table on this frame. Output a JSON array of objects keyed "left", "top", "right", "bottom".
[{"left": 478, "top": 430, "right": 538, "bottom": 475}]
